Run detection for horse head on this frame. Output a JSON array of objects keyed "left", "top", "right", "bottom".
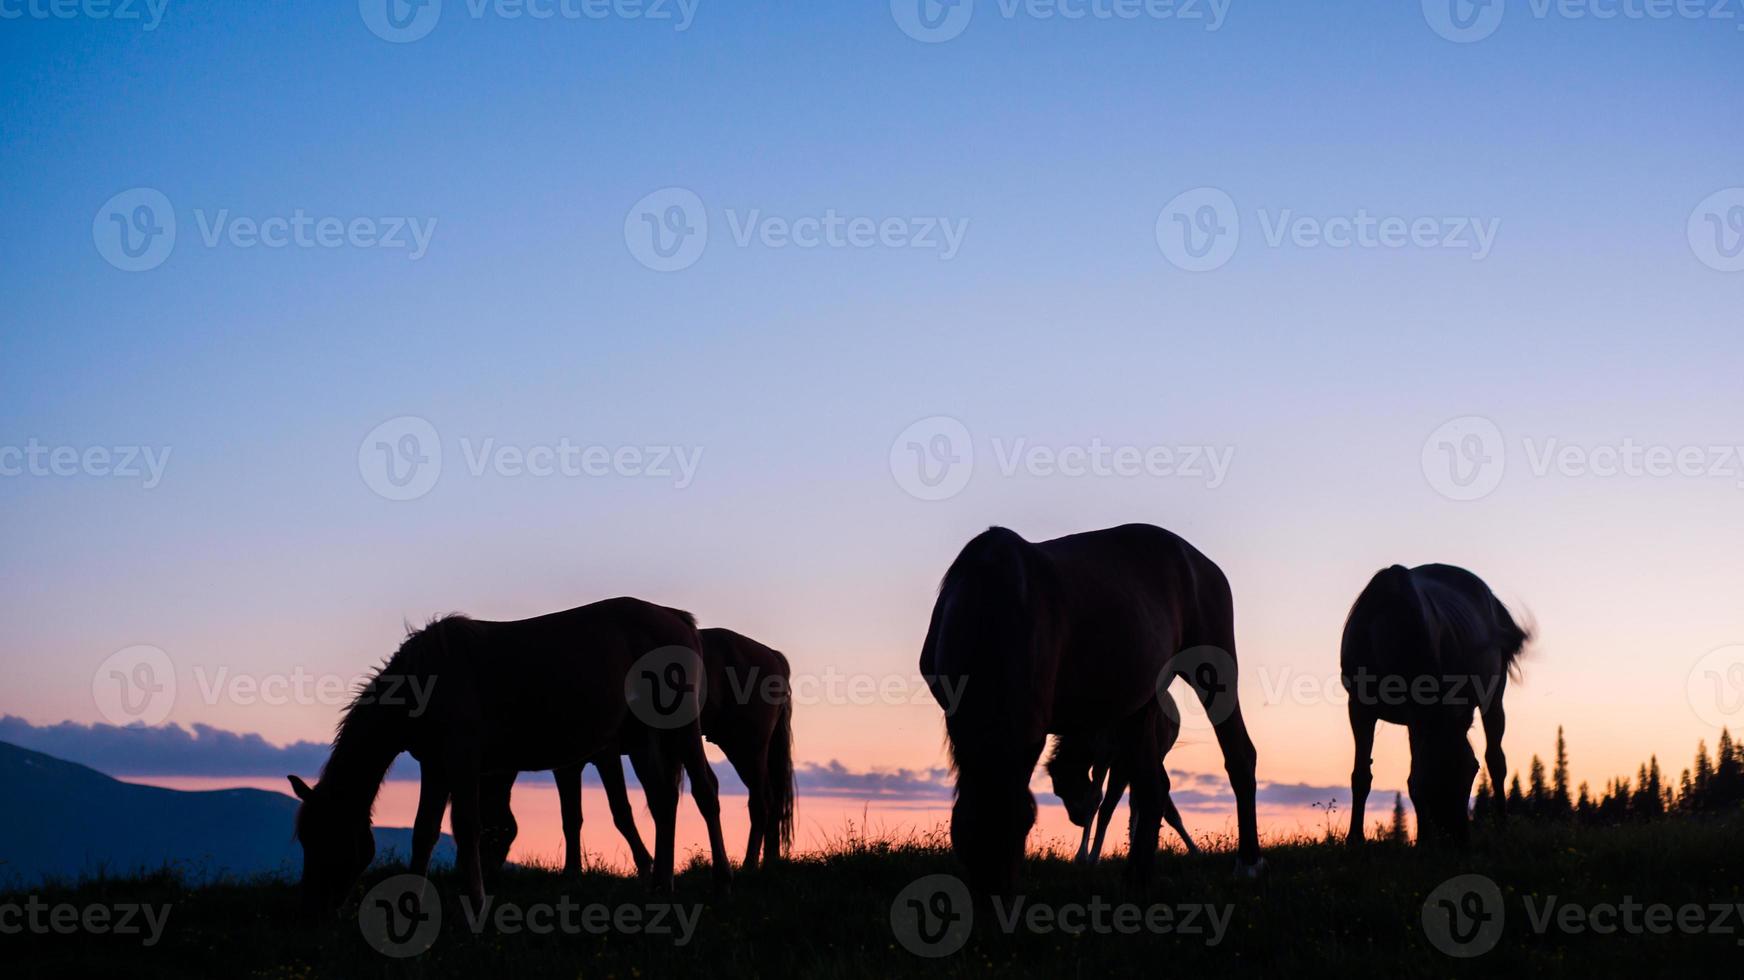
[{"left": 289, "top": 774, "right": 376, "bottom": 915}]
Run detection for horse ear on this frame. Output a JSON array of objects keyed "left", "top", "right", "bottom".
[{"left": 288, "top": 775, "right": 313, "bottom": 800}]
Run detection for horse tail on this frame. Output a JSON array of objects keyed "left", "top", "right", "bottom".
[
  {"left": 1493, "top": 599, "right": 1533, "bottom": 680},
  {"left": 767, "top": 692, "right": 796, "bottom": 851}
]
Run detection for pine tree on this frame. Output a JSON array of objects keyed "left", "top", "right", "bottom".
[
  {"left": 1552, "top": 726, "right": 1572, "bottom": 817},
  {"left": 1528, "top": 756, "right": 1548, "bottom": 817},
  {"left": 1716, "top": 729, "right": 1741, "bottom": 808},
  {"left": 1679, "top": 769, "right": 1693, "bottom": 812},
  {"left": 1472, "top": 772, "right": 1492, "bottom": 825},
  {"left": 1576, "top": 781, "right": 1593, "bottom": 822},
  {"left": 1389, "top": 793, "right": 1409, "bottom": 844},
  {"left": 1507, "top": 773, "right": 1525, "bottom": 813},
  {"left": 1693, "top": 740, "right": 1714, "bottom": 810}
]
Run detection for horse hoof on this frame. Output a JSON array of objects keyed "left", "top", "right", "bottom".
[{"left": 1233, "top": 857, "right": 1266, "bottom": 881}]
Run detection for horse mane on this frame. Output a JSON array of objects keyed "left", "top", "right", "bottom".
[
  {"left": 298, "top": 614, "right": 470, "bottom": 830},
  {"left": 931, "top": 527, "right": 1059, "bottom": 776}
]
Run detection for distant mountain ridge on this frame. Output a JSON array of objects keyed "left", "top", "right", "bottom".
[{"left": 0, "top": 740, "right": 451, "bottom": 888}]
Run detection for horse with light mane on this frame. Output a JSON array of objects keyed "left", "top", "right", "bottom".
[{"left": 287, "top": 597, "right": 732, "bottom": 912}]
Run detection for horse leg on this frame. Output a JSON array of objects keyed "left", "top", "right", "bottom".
[
  {"left": 675, "top": 725, "right": 733, "bottom": 892},
  {"left": 478, "top": 770, "right": 519, "bottom": 879},
  {"left": 1481, "top": 689, "right": 1508, "bottom": 823},
  {"left": 1072, "top": 759, "right": 1107, "bottom": 865},
  {"left": 1348, "top": 703, "right": 1377, "bottom": 845},
  {"left": 444, "top": 745, "right": 486, "bottom": 907},
  {"left": 410, "top": 761, "right": 449, "bottom": 878},
  {"left": 597, "top": 752, "right": 654, "bottom": 878},
  {"left": 726, "top": 744, "right": 769, "bottom": 872},
  {"left": 556, "top": 763, "right": 585, "bottom": 876},
  {"left": 1091, "top": 765, "right": 1126, "bottom": 865},
  {"left": 1159, "top": 766, "right": 1197, "bottom": 854},
  {"left": 629, "top": 741, "right": 679, "bottom": 893},
  {"left": 1193, "top": 659, "right": 1262, "bottom": 871},
  {"left": 1119, "top": 709, "right": 1165, "bottom": 890}
]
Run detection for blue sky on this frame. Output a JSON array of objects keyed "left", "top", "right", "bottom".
[{"left": 2, "top": 2, "right": 1741, "bottom": 803}]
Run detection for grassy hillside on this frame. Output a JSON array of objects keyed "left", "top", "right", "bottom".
[{"left": 4, "top": 818, "right": 1740, "bottom": 978}]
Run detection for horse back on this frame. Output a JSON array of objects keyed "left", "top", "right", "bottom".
[{"left": 1034, "top": 524, "right": 1235, "bottom": 730}]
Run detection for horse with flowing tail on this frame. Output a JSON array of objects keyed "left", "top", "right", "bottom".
[
  {"left": 480, "top": 626, "right": 796, "bottom": 873},
  {"left": 287, "top": 597, "right": 732, "bottom": 913},
  {"left": 1342, "top": 564, "right": 1529, "bottom": 845},
  {"left": 1046, "top": 694, "right": 1199, "bottom": 865},
  {"left": 920, "top": 524, "right": 1262, "bottom": 895}
]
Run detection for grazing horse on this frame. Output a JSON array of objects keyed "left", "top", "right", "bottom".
[
  {"left": 287, "top": 598, "right": 732, "bottom": 912},
  {"left": 1342, "top": 565, "right": 1529, "bottom": 844},
  {"left": 480, "top": 626, "right": 796, "bottom": 873},
  {"left": 1046, "top": 695, "right": 1199, "bottom": 865},
  {"left": 920, "top": 524, "right": 1261, "bottom": 895}
]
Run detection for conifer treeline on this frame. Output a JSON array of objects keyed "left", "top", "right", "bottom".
[{"left": 1472, "top": 726, "right": 1743, "bottom": 824}]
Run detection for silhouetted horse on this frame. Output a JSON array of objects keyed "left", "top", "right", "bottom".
[
  {"left": 1342, "top": 565, "right": 1529, "bottom": 844},
  {"left": 1047, "top": 695, "right": 1198, "bottom": 864},
  {"left": 287, "top": 598, "right": 732, "bottom": 912},
  {"left": 480, "top": 626, "right": 796, "bottom": 873},
  {"left": 920, "top": 524, "right": 1261, "bottom": 895}
]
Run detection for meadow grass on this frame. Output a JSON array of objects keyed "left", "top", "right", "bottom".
[{"left": 3, "top": 816, "right": 1740, "bottom": 978}]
